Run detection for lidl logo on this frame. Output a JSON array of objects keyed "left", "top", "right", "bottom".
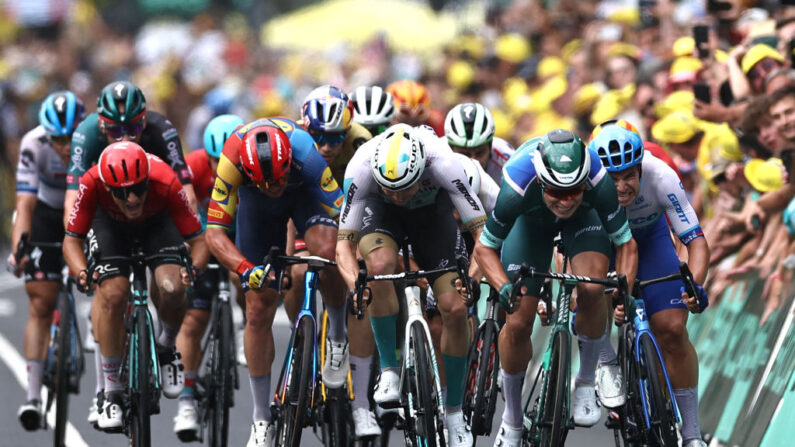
[
  {"left": 320, "top": 166, "right": 339, "bottom": 192},
  {"left": 211, "top": 178, "right": 232, "bottom": 205}
]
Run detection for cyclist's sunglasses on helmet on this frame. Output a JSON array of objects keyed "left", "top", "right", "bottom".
[
  {"left": 101, "top": 116, "right": 145, "bottom": 141},
  {"left": 310, "top": 131, "right": 346, "bottom": 146},
  {"left": 542, "top": 183, "right": 586, "bottom": 201},
  {"left": 109, "top": 179, "right": 148, "bottom": 201}
]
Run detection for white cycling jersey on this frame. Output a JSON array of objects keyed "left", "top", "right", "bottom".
[
  {"left": 452, "top": 152, "right": 498, "bottom": 214},
  {"left": 627, "top": 153, "right": 703, "bottom": 244},
  {"left": 15, "top": 125, "right": 67, "bottom": 209},
  {"left": 486, "top": 136, "right": 515, "bottom": 182}
]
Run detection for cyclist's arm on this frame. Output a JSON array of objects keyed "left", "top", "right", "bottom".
[
  {"left": 589, "top": 169, "right": 637, "bottom": 286},
  {"left": 186, "top": 234, "right": 209, "bottom": 270},
  {"left": 63, "top": 189, "right": 78, "bottom": 229},
  {"left": 63, "top": 234, "right": 87, "bottom": 274},
  {"left": 614, "top": 237, "right": 638, "bottom": 291},
  {"left": 206, "top": 227, "right": 249, "bottom": 276},
  {"left": 12, "top": 137, "right": 38, "bottom": 259},
  {"left": 336, "top": 153, "right": 373, "bottom": 290},
  {"left": 336, "top": 238, "right": 359, "bottom": 291},
  {"left": 474, "top": 239, "right": 509, "bottom": 291},
  {"left": 685, "top": 236, "right": 709, "bottom": 285},
  {"left": 206, "top": 152, "right": 248, "bottom": 275}
]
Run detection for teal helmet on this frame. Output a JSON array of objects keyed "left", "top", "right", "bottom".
[
  {"left": 532, "top": 129, "right": 590, "bottom": 189},
  {"left": 97, "top": 81, "right": 146, "bottom": 123},
  {"left": 204, "top": 114, "right": 245, "bottom": 159}
]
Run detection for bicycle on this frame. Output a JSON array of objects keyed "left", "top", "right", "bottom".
[
  {"left": 463, "top": 280, "right": 500, "bottom": 442},
  {"left": 265, "top": 247, "right": 340, "bottom": 447},
  {"left": 86, "top": 241, "right": 194, "bottom": 447},
  {"left": 514, "top": 259, "right": 623, "bottom": 447},
  {"left": 606, "top": 262, "right": 698, "bottom": 447},
  {"left": 194, "top": 262, "right": 239, "bottom": 446},
  {"left": 353, "top": 238, "right": 473, "bottom": 447}
]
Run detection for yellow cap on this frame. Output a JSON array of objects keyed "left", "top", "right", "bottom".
[
  {"left": 525, "top": 111, "right": 576, "bottom": 140},
  {"left": 529, "top": 75, "right": 568, "bottom": 113},
  {"left": 447, "top": 60, "right": 475, "bottom": 90},
  {"left": 669, "top": 57, "right": 702, "bottom": 82},
  {"left": 607, "top": 7, "right": 640, "bottom": 26},
  {"left": 452, "top": 33, "right": 485, "bottom": 60},
  {"left": 608, "top": 42, "right": 641, "bottom": 61},
  {"left": 672, "top": 37, "right": 695, "bottom": 58},
  {"left": 655, "top": 90, "right": 694, "bottom": 118},
  {"left": 714, "top": 49, "right": 729, "bottom": 64},
  {"left": 744, "top": 158, "right": 785, "bottom": 192},
  {"left": 651, "top": 111, "right": 700, "bottom": 144},
  {"left": 741, "top": 44, "right": 784, "bottom": 74},
  {"left": 495, "top": 33, "right": 531, "bottom": 64},
  {"left": 491, "top": 108, "right": 514, "bottom": 139},
  {"left": 561, "top": 39, "right": 582, "bottom": 62},
  {"left": 574, "top": 82, "right": 607, "bottom": 115},
  {"left": 538, "top": 56, "right": 566, "bottom": 79},
  {"left": 590, "top": 89, "right": 629, "bottom": 126}
]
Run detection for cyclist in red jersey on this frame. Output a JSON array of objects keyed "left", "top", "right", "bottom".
[
  {"left": 62, "top": 142, "right": 208, "bottom": 432},
  {"left": 387, "top": 80, "right": 445, "bottom": 136}
]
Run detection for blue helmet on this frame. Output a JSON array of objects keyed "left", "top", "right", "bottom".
[
  {"left": 589, "top": 125, "right": 644, "bottom": 173},
  {"left": 203, "top": 114, "right": 245, "bottom": 159},
  {"left": 39, "top": 91, "right": 85, "bottom": 137},
  {"left": 301, "top": 85, "right": 353, "bottom": 134}
]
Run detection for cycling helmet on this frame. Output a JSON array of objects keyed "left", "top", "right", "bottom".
[
  {"left": 240, "top": 120, "right": 292, "bottom": 185},
  {"left": 39, "top": 91, "right": 85, "bottom": 136},
  {"left": 98, "top": 142, "right": 150, "bottom": 187},
  {"left": 589, "top": 124, "right": 644, "bottom": 173},
  {"left": 301, "top": 85, "right": 353, "bottom": 134},
  {"left": 97, "top": 81, "right": 146, "bottom": 123},
  {"left": 532, "top": 129, "right": 590, "bottom": 189},
  {"left": 386, "top": 80, "right": 430, "bottom": 120},
  {"left": 204, "top": 114, "right": 245, "bottom": 159},
  {"left": 588, "top": 118, "right": 641, "bottom": 143},
  {"left": 444, "top": 102, "right": 495, "bottom": 148},
  {"left": 371, "top": 124, "right": 426, "bottom": 191},
  {"left": 350, "top": 86, "right": 395, "bottom": 130},
  {"left": 453, "top": 152, "right": 481, "bottom": 194}
]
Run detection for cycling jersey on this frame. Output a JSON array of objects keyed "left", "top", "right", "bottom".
[
  {"left": 338, "top": 126, "right": 487, "bottom": 243},
  {"left": 206, "top": 117, "right": 343, "bottom": 231},
  {"left": 307, "top": 121, "right": 372, "bottom": 183},
  {"left": 487, "top": 136, "right": 515, "bottom": 182},
  {"left": 480, "top": 142, "right": 632, "bottom": 250},
  {"left": 67, "top": 111, "right": 191, "bottom": 189},
  {"left": 65, "top": 154, "right": 202, "bottom": 239},
  {"left": 15, "top": 125, "right": 67, "bottom": 209},
  {"left": 185, "top": 149, "right": 215, "bottom": 209}
]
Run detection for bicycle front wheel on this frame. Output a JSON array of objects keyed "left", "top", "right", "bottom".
[
  {"left": 208, "top": 301, "right": 234, "bottom": 447},
  {"left": 408, "top": 321, "right": 444, "bottom": 447},
  {"left": 53, "top": 293, "right": 71, "bottom": 447},
  {"left": 130, "top": 311, "right": 151, "bottom": 447},
  {"left": 539, "top": 330, "right": 570, "bottom": 447},
  {"left": 275, "top": 314, "right": 315, "bottom": 447},
  {"left": 466, "top": 320, "right": 500, "bottom": 437},
  {"left": 639, "top": 334, "right": 678, "bottom": 447}
]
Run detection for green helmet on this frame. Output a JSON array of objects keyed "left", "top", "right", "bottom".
[
  {"left": 532, "top": 129, "right": 590, "bottom": 189},
  {"left": 97, "top": 81, "right": 146, "bottom": 123}
]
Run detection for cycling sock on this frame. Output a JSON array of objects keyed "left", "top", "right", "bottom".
[
  {"left": 179, "top": 370, "right": 197, "bottom": 400},
  {"left": 675, "top": 387, "right": 701, "bottom": 443},
  {"left": 442, "top": 354, "right": 467, "bottom": 409},
  {"left": 157, "top": 322, "right": 179, "bottom": 348},
  {"left": 325, "top": 303, "right": 347, "bottom": 343},
  {"left": 26, "top": 359, "right": 43, "bottom": 401},
  {"left": 249, "top": 374, "right": 272, "bottom": 422},
  {"left": 598, "top": 326, "right": 618, "bottom": 365},
  {"left": 575, "top": 333, "right": 601, "bottom": 386},
  {"left": 350, "top": 355, "right": 373, "bottom": 410},
  {"left": 370, "top": 314, "right": 399, "bottom": 369},
  {"left": 501, "top": 370, "right": 525, "bottom": 428},
  {"left": 101, "top": 354, "right": 124, "bottom": 392},
  {"left": 94, "top": 352, "right": 104, "bottom": 394}
]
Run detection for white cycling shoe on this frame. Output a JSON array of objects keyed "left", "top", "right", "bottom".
[
  {"left": 246, "top": 420, "right": 275, "bottom": 447},
  {"left": 596, "top": 363, "right": 625, "bottom": 408},
  {"left": 158, "top": 346, "right": 185, "bottom": 399},
  {"left": 373, "top": 369, "right": 401, "bottom": 408},
  {"left": 352, "top": 407, "right": 382, "bottom": 438},
  {"left": 684, "top": 439, "right": 708, "bottom": 447},
  {"left": 97, "top": 391, "right": 124, "bottom": 432},
  {"left": 445, "top": 411, "right": 473, "bottom": 447},
  {"left": 174, "top": 403, "right": 200, "bottom": 442},
  {"left": 572, "top": 384, "right": 601, "bottom": 427},
  {"left": 87, "top": 394, "right": 99, "bottom": 427},
  {"left": 322, "top": 338, "right": 349, "bottom": 389},
  {"left": 494, "top": 420, "right": 523, "bottom": 447}
]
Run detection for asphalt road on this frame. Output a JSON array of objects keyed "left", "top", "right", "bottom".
[{"left": 0, "top": 270, "right": 618, "bottom": 446}]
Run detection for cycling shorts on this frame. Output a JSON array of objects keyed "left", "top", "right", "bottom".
[
  {"left": 501, "top": 207, "right": 611, "bottom": 298},
  {"left": 24, "top": 201, "right": 64, "bottom": 283},
  {"left": 88, "top": 208, "right": 186, "bottom": 284}
]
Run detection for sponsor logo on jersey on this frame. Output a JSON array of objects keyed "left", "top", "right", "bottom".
[
  {"left": 320, "top": 166, "right": 338, "bottom": 192},
  {"left": 207, "top": 208, "right": 224, "bottom": 220},
  {"left": 629, "top": 212, "right": 659, "bottom": 226},
  {"left": 333, "top": 195, "right": 344, "bottom": 209},
  {"left": 68, "top": 183, "right": 88, "bottom": 228},
  {"left": 270, "top": 118, "right": 294, "bottom": 134},
  {"left": 452, "top": 178, "right": 481, "bottom": 211},
  {"left": 66, "top": 174, "right": 75, "bottom": 185},
  {"left": 666, "top": 193, "right": 690, "bottom": 224},
  {"left": 341, "top": 183, "right": 357, "bottom": 224},
  {"left": 574, "top": 224, "right": 603, "bottom": 238},
  {"left": 211, "top": 178, "right": 232, "bottom": 205},
  {"left": 161, "top": 127, "right": 178, "bottom": 141}
]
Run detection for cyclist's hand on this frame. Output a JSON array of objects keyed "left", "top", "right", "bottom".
[
  {"left": 180, "top": 265, "right": 200, "bottom": 287},
  {"left": 348, "top": 288, "right": 372, "bottom": 315},
  {"left": 498, "top": 281, "right": 526, "bottom": 313},
  {"left": 240, "top": 265, "right": 269, "bottom": 291},
  {"left": 77, "top": 269, "right": 97, "bottom": 294},
  {"left": 681, "top": 282, "right": 708, "bottom": 313},
  {"left": 614, "top": 304, "right": 626, "bottom": 325},
  {"left": 455, "top": 277, "right": 479, "bottom": 306},
  {"left": 6, "top": 252, "right": 24, "bottom": 277},
  {"left": 417, "top": 276, "right": 429, "bottom": 291},
  {"left": 536, "top": 300, "right": 557, "bottom": 325}
]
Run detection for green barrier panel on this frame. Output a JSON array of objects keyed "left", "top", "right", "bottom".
[{"left": 760, "top": 355, "right": 795, "bottom": 447}]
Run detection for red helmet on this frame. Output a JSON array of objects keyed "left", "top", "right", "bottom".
[
  {"left": 98, "top": 141, "right": 149, "bottom": 187},
  {"left": 240, "top": 121, "right": 291, "bottom": 185}
]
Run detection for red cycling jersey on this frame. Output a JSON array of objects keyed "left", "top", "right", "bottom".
[
  {"left": 186, "top": 150, "right": 215, "bottom": 210},
  {"left": 66, "top": 154, "right": 202, "bottom": 239}
]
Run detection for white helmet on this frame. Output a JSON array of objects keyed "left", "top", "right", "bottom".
[
  {"left": 350, "top": 86, "right": 395, "bottom": 132},
  {"left": 444, "top": 102, "right": 495, "bottom": 148},
  {"left": 452, "top": 152, "right": 481, "bottom": 194},
  {"left": 371, "top": 124, "right": 426, "bottom": 191}
]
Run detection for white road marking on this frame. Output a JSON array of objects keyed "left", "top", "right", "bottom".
[
  {"left": 0, "top": 297, "right": 16, "bottom": 316},
  {"left": 0, "top": 332, "right": 89, "bottom": 447}
]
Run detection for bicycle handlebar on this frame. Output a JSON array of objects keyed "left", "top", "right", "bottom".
[
  {"left": 83, "top": 244, "right": 194, "bottom": 292},
  {"left": 260, "top": 245, "right": 336, "bottom": 295}
]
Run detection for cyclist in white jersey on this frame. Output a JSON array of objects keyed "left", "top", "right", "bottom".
[
  {"left": 8, "top": 91, "right": 85, "bottom": 430},
  {"left": 444, "top": 102, "right": 515, "bottom": 182}
]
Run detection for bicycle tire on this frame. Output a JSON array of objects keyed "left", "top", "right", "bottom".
[
  {"left": 322, "top": 387, "right": 352, "bottom": 447},
  {"left": 467, "top": 320, "right": 500, "bottom": 436},
  {"left": 130, "top": 310, "right": 151, "bottom": 447},
  {"left": 208, "top": 301, "right": 234, "bottom": 447},
  {"left": 539, "top": 330, "right": 570, "bottom": 447},
  {"left": 275, "top": 314, "right": 315, "bottom": 447},
  {"left": 639, "top": 334, "right": 678, "bottom": 447},
  {"left": 616, "top": 324, "right": 642, "bottom": 447},
  {"left": 409, "top": 321, "right": 444, "bottom": 447},
  {"left": 53, "top": 293, "right": 71, "bottom": 447}
]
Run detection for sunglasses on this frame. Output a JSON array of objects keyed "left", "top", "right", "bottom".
[
  {"left": 749, "top": 59, "right": 779, "bottom": 81},
  {"left": 109, "top": 180, "right": 148, "bottom": 201},
  {"left": 311, "top": 131, "right": 346, "bottom": 146},
  {"left": 48, "top": 134, "right": 71, "bottom": 145},
  {"left": 102, "top": 119, "right": 145, "bottom": 141},
  {"left": 543, "top": 183, "right": 586, "bottom": 201},
  {"left": 261, "top": 176, "right": 289, "bottom": 189}
]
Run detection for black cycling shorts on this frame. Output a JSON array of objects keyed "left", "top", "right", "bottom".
[{"left": 24, "top": 201, "right": 64, "bottom": 282}]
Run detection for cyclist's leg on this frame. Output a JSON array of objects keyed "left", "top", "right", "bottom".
[
  {"left": 281, "top": 220, "right": 305, "bottom": 324},
  {"left": 359, "top": 233, "right": 400, "bottom": 370}
]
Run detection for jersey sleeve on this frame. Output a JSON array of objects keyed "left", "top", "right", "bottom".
[
  {"left": 294, "top": 130, "right": 344, "bottom": 220},
  {"left": 431, "top": 151, "right": 487, "bottom": 233},
  {"left": 588, "top": 173, "right": 633, "bottom": 246},
  {"left": 476, "top": 160, "right": 499, "bottom": 214},
  {"left": 15, "top": 130, "right": 40, "bottom": 196},
  {"left": 659, "top": 174, "right": 703, "bottom": 245},
  {"left": 338, "top": 146, "right": 376, "bottom": 242},
  {"left": 148, "top": 113, "right": 192, "bottom": 185},
  {"left": 65, "top": 172, "right": 99, "bottom": 238},
  {"left": 206, "top": 152, "right": 242, "bottom": 230},
  {"left": 479, "top": 179, "right": 525, "bottom": 249},
  {"left": 67, "top": 117, "right": 102, "bottom": 190},
  {"left": 167, "top": 178, "right": 203, "bottom": 239}
]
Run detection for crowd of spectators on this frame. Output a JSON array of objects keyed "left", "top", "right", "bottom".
[{"left": 1, "top": 0, "right": 794, "bottom": 316}]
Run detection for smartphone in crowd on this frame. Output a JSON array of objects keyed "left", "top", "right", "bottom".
[
  {"left": 693, "top": 82, "right": 711, "bottom": 104},
  {"left": 693, "top": 25, "right": 709, "bottom": 59}
]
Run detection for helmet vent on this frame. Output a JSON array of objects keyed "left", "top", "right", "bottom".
[{"left": 548, "top": 129, "right": 574, "bottom": 143}]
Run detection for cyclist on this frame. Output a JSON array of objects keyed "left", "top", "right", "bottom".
[
  {"left": 336, "top": 123, "right": 487, "bottom": 447},
  {"left": 386, "top": 80, "right": 445, "bottom": 136},
  {"left": 203, "top": 118, "right": 346, "bottom": 446},
  {"left": 589, "top": 123, "right": 709, "bottom": 447},
  {"left": 172, "top": 113, "right": 245, "bottom": 440},
  {"left": 62, "top": 142, "right": 208, "bottom": 432},
  {"left": 444, "top": 102, "right": 515, "bottom": 183},
  {"left": 350, "top": 85, "right": 395, "bottom": 136},
  {"left": 473, "top": 129, "right": 638, "bottom": 446},
  {"left": 8, "top": 91, "right": 85, "bottom": 430},
  {"left": 297, "top": 85, "right": 382, "bottom": 438}
]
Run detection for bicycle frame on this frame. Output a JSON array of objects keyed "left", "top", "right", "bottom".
[{"left": 124, "top": 258, "right": 162, "bottom": 397}]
